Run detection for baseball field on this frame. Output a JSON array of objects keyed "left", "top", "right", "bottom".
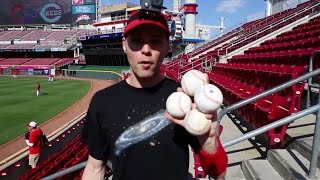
[{"left": 0, "top": 76, "right": 90, "bottom": 145}]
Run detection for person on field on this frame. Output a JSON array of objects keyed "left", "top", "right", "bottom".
[
  {"left": 25, "top": 121, "right": 43, "bottom": 169},
  {"left": 81, "top": 9, "right": 227, "bottom": 180},
  {"left": 36, "top": 83, "right": 40, "bottom": 96}
]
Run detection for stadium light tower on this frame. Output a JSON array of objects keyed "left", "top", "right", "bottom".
[
  {"left": 265, "top": 0, "right": 272, "bottom": 16},
  {"left": 184, "top": 0, "right": 198, "bottom": 39},
  {"left": 173, "top": 0, "right": 182, "bottom": 12}
]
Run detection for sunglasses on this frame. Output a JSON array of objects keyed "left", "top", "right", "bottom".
[{"left": 127, "top": 10, "right": 168, "bottom": 28}]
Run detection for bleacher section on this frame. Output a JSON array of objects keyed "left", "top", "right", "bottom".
[
  {"left": 19, "top": 133, "right": 88, "bottom": 180},
  {"left": 23, "top": 58, "right": 61, "bottom": 65},
  {"left": 53, "top": 58, "right": 76, "bottom": 67},
  {"left": 0, "top": 58, "right": 33, "bottom": 65},
  {"left": 162, "top": 1, "right": 320, "bottom": 148},
  {"left": 0, "top": 117, "right": 87, "bottom": 180},
  {"left": 180, "top": 0, "right": 320, "bottom": 63},
  {"left": 0, "top": 58, "right": 75, "bottom": 66},
  {"left": 0, "top": 29, "right": 96, "bottom": 50}
]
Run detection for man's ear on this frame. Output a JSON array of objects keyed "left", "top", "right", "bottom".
[{"left": 122, "top": 37, "right": 127, "bottom": 53}]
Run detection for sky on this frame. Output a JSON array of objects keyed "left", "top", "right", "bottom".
[{"left": 101, "top": 0, "right": 306, "bottom": 37}]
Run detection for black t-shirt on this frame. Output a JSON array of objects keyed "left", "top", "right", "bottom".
[{"left": 82, "top": 78, "right": 200, "bottom": 180}]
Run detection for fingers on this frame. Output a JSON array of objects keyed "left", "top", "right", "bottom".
[
  {"left": 204, "top": 73, "right": 209, "bottom": 82},
  {"left": 191, "top": 103, "right": 197, "bottom": 109},
  {"left": 205, "top": 113, "right": 214, "bottom": 120},
  {"left": 164, "top": 112, "right": 184, "bottom": 127}
]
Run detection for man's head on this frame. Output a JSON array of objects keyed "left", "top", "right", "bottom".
[
  {"left": 27, "top": 121, "right": 37, "bottom": 129},
  {"left": 122, "top": 10, "right": 170, "bottom": 82}
]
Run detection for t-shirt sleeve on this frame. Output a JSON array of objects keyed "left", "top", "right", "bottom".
[
  {"left": 29, "top": 132, "right": 35, "bottom": 144},
  {"left": 82, "top": 93, "right": 111, "bottom": 161}
]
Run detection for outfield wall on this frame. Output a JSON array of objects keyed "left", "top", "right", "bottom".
[
  {"left": 0, "top": 65, "right": 54, "bottom": 76},
  {"left": 62, "top": 69, "right": 123, "bottom": 82}
]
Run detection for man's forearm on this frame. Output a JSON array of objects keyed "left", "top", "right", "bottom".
[
  {"left": 197, "top": 134, "right": 218, "bottom": 154},
  {"left": 25, "top": 140, "right": 34, "bottom": 147},
  {"left": 82, "top": 163, "right": 106, "bottom": 180},
  {"left": 82, "top": 155, "right": 106, "bottom": 180}
]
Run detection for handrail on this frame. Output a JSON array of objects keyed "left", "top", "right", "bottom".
[
  {"left": 165, "top": 58, "right": 184, "bottom": 70},
  {"left": 178, "top": 56, "right": 213, "bottom": 79},
  {"left": 307, "top": 50, "right": 320, "bottom": 108},
  {"left": 222, "top": 104, "right": 320, "bottom": 148}
]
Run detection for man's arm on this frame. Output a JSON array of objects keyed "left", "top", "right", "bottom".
[
  {"left": 197, "top": 135, "right": 227, "bottom": 179},
  {"left": 82, "top": 155, "right": 106, "bottom": 180}
]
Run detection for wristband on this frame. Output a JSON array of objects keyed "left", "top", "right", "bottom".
[{"left": 199, "top": 138, "right": 228, "bottom": 177}]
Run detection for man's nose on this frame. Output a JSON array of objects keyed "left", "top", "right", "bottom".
[{"left": 141, "top": 43, "right": 152, "bottom": 53}]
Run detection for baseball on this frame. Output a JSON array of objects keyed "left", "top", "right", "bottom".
[
  {"left": 184, "top": 109, "right": 211, "bottom": 135},
  {"left": 166, "top": 92, "right": 192, "bottom": 118},
  {"left": 181, "top": 70, "right": 209, "bottom": 96},
  {"left": 194, "top": 84, "right": 223, "bottom": 113}
]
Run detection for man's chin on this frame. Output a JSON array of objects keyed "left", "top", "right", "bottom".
[{"left": 136, "top": 71, "right": 158, "bottom": 79}]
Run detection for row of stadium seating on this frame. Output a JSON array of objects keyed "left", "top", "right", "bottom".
[
  {"left": 19, "top": 122, "right": 88, "bottom": 180},
  {"left": 2, "top": 43, "right": 75, "bottom": 50},
  {"left": 0, "top": 29, "right": 95, "bottom": 42},
  {"left": 0, "top": 29, "right": 96, "bottom": 49},
  {"left": 162, "top": 0, "right": 320, "bottom": 148},
  {"left": 0, "top": 58, "right": 74, "bottom": 66}
]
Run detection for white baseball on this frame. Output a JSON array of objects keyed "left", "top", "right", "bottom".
[
  {"left": 181, "top": 70, "right": 209, "bottom": 96},
  {"left": 166, "top": 92, "right": 192, "bottom": 118},
  {"left": 184, "top": 109, "right": 211, "bottom": 136},
  {"left": 194, "top": 84, "right": 223, "bottom": 113}
]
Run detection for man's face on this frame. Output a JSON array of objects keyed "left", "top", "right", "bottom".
[{"left": 122, "top": 25, "right": 169, "bottom": 79}]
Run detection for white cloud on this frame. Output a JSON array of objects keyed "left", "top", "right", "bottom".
[{"left": 216, "top": 0, "right": 246, "bottom": 13}]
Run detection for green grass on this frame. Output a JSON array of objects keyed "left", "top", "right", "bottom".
[
  {"left": 0, "top": 76, "right": 90, "bottom": 145},
  {"left": 81, "top": 65, "right": 130, "bottom": 74}
]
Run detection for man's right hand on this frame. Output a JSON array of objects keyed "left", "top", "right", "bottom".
[{"left": 24, "top": 132, "right": 30, "bottom": 139}]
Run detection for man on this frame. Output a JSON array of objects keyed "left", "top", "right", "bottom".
[
  {"left": 82, "top": 10, "right": 227, "bottom": 180},
  {"left": 26, "top": 121, "right": 43, "bottom": 169},
  {"left": 36, "top": 83, "right": 40, "bottom": 96}
]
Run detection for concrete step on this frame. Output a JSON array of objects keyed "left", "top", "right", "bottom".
[
  {"left": 268, "top": 149, "right": 320, "bottom": 179},
  {"left": 284, "top": 114, "right": 320, "bottom": 168},
  {"left": 220, "top": 112, "right": 264, "bottom": 180},
  {"left": 289, "top": 138, "right": 320, "bottom": 169},
  {"left": 241, "top": 160, "right": 284, "bottom": 180}
]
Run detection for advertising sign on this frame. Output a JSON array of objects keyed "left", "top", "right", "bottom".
[
  {"left": 19, "top": 69, "right": 28, "bottom": 75},
  {"left": 72, "top": 0, "right": 83, "bottom": 5},
  {"left": 72, "top": 5, "right": 95, "bottom": 14},
  {"left": 83, "top": 0, "right": 95, "bottom": 4},
  {"left": 33, "top": 69, "right": 50, "bottom": 75},
  {"left": 72, "top": 13, "right": 95, "bottom": 25},
  {"left": 28, "top": 69, "right": 34, "bottom": 75},
  {"left": 0, "top": 0, "right": 72, "bottom": 25},
  {"left": 3, "top": 69, "right": 11, "bottom": 75}
]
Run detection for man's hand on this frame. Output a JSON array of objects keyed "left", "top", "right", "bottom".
[
  {"left": 24, "top": 132, "right": 30, "bottom": 140},
  {"left": 165, "top": 87, "right": 219, "bottom": 154}
]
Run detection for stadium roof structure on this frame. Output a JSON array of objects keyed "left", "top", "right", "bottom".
[{"left": 99, "top": 2, "right": 138, "bottom": 14}]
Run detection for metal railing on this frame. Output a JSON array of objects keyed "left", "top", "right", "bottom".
[{"left": 178, "top": 56, "right": 214, "bottom": 79}]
